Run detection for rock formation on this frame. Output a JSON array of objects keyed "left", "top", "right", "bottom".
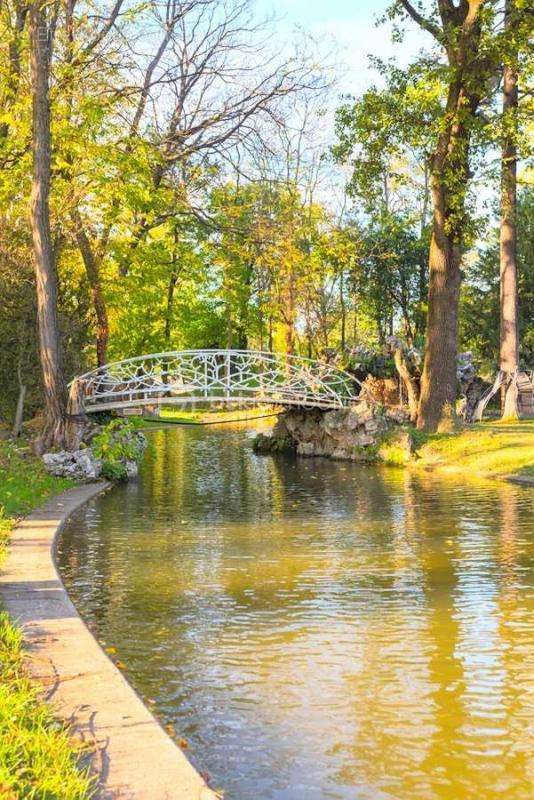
[{"left": 254, "top": 399, "right": 410, "bottom": 462}]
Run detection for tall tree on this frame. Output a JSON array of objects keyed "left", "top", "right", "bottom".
[
  {"left": 333, "top": 60, "right": 438, "bottom": 343},
  {"left": 29, "top": 0, "right": 66, "bottom": 450},
  {"left": 392, "top": 1, "right": 496, "bottom": 430},
  {"left": 499, "top": 0, "right": 519, "bottom": 419}
]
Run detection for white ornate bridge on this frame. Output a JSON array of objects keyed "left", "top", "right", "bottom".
[{"left": 71, "top": 349, "right": 361, "bottom": 413}]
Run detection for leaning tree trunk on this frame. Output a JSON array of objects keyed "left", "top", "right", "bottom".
[
  {"left": 29, "top": 2, "right": 66, "bottom": 451},
  {"left": 389, "top": 339, "right": 420, "bottom": 423},
  {"left": 499, "top": 0, "right": 520, "bottom": 421}
]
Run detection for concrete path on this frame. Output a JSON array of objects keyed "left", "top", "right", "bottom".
[{"left": 0, "top": 484, "right": 218, "bottom": 800}]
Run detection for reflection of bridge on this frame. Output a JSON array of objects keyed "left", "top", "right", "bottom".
[{"left": 71, "top": 350, "right": 361, "bottom": 413}]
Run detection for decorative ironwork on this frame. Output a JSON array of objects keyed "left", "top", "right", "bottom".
[{"left": 72, "top": 350, "right": 361, "bottom": 413}]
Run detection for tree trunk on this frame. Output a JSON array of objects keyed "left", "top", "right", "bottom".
[
  {"left": 12, "top": 384, "right": 26, "bottom": 437},
  {"left": 65, "top": 378, "right": 86, "bottom": 451},
  {"left": 406, "top": 0, "right": 487, "bottom": 432},
  {"left": 391, "top": 342, "right": 420, "bottom": 422},
  {"left": 284, "top": 267, "right": 296, "bottom": 355},
  {"left": 72, "top": 211, "right": 109, "bottom": 366},
  {"left": 29, "top": 2, "right": 66, "bottom": 451},
  {"left": 377, "top": 313, "right": 385, "bottom": 346},
  {"left": 226, "top": 307, "right": 233, "bottom": 349},
  {"left": 416, "top": 165, "right": 430, "bottom": 338},
  {"left": 340, "top": 268, "right": 346, "bottom": 352},
  {"left": 417, "top": 82, "right": 472, "bottom": 431},
  {"left": 352, "top": 294, "right": 358, "bottom": 345},
  {"left": 165, "top": 271, "right": 178, "bottom": 346},
  {"left": 499, "top": 0, "right": 519, "bottom": 420},
  {"left": 285, "top": 323, "right": 294, "bottom": 355},
  {"left": 416, "top": 193, "right": 461, "bottom": 431},
  {"left": 284, "top": 307, "right": 295, "bottom": 354}
]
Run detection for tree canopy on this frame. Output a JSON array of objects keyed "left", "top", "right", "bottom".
[{"left": 0, "top": 0, "right": 532, "bottom": 433}]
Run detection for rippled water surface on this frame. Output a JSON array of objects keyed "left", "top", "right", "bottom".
[{"left": 57, "top": 425, "right": 534, "bottom": 799}]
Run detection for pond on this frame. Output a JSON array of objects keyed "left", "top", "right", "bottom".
[{"left": 57, "top": 425, "right": 533, "bottom": 800}]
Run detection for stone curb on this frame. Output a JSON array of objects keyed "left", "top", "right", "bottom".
[{"left": 0, "top": 483, "right": 218, "bottom": 800}]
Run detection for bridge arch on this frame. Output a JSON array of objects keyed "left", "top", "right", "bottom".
[{"left": 71, "top": 350, "right": 361, "bottom": 413}]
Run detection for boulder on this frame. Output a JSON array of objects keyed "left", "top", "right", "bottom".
[{"left": 42, "top": 449, "right": 102, "bottom": 480}]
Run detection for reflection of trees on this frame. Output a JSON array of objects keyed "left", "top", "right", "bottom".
[
  {"left": 57, "top": 429, "right": 534, "bottom": 799},
  {"left": 496, "top": 482, "right": 533, "bottom": 795},
  {"left": 415, "top": 476, "right": 466, "bottom": 794}
]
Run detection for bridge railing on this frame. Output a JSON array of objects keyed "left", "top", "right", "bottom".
[{"left": 73, "top": 350, "right": 361, "bottom": 412}]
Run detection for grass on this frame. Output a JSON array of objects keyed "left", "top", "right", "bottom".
[
  {"left": 0, "top": 438, "right": 94, "bottom": 800},
  {"left": 0, "top": 614, "right": 94, "bottom": 799},
  {"left": 413, "top": 420, "right": 534, "bottom": 480},
  {"left": 0, "top": 439, "right": 73, "bottom": 549},
  {"left": 148, "top": 405, "right": 279, "bottom": 425}
]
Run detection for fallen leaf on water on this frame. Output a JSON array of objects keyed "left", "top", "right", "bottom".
[
  {"left": 105, "top": 646, "right": 117, "bottom": 654},
  {"left": 179, "top": 738, "right": 188, "bottom": 749}
]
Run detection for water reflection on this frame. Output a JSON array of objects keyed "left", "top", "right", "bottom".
[{"left": 57, "top": 425, "right": 534, "bottom": 799}]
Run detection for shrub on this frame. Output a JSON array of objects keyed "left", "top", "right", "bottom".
[{"left": 91, "top": 419, "right": 146, "bottom": 481}]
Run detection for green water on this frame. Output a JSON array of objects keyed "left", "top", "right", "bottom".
[{"left": 57, "top": 425, "right": 534, "bottom": 799}]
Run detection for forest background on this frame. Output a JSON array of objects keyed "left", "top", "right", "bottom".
[{"left": 0, "top": 0, "right": 532, "bottom": 437}]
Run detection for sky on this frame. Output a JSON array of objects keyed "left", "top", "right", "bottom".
[
  {"left": 258, "top": 0, "right": 430, "bottom": 95},
  {"left": 248, "top": 0, "right": 432, "bottom": 212}
]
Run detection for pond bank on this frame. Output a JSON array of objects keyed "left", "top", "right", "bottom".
[
  {"left": 0, "top": 440, "right": 218, "bottom": 800},
  {"left": 412, "top": 421, "right": 534, "bottom": 482},
  {"left": 254, "top": 410, "right": 534, "bottom": 483},
  {"left": 0, "top": 440, "right": 92, "bottom": 799}
]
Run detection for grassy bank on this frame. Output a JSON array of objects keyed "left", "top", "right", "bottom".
[
  {"left": 386, "top": 420, "right": 534, "bottom": 480},
  {"left": 0, "top": 438, "right": 93, "bottom": 799},
  {"left": 0, "top": 440, "right": 73, "bottom": 546}
]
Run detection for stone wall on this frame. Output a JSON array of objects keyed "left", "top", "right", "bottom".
[{"left": 254, "top": 400, "right": 409, "bottom": 462}]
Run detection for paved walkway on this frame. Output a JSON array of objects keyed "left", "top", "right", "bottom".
[{"left": 0, "top": 484, "right": 218, "bottom": 800}]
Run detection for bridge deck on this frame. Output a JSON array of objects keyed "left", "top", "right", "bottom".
[{"left": 83, "top": 396, "right": 347, "bottom": 413}]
